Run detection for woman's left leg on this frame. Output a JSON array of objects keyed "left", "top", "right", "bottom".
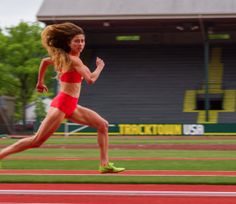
[{"left": 67, "top": 105, "right": 109, "bottom": 166}]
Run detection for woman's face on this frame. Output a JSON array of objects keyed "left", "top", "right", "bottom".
[{"left": 69, "top": 34, "right": 85, "bottom": 53}]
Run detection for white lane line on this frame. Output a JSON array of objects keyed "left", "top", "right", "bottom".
[{"left": 0, "top": 190, "right": 236, "bottom": 197}]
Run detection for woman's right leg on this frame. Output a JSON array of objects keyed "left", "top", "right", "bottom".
[
  {"left": 67, "top": 105, "right": 109, "bottom": 166},
  {"left": 0, "top": 107, "right": 65, "bottom": 160}
]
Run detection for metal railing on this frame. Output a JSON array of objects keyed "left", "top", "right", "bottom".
[{"left": 64, "top": 122, "right": 115, "bottom": 136}]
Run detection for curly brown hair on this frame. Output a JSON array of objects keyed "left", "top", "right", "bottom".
[{"left": 41, "top": 22, "right": 84, "bottom": 72}]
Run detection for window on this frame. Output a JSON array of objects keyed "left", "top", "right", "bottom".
[{"left": 196, "top": 94, "right": 223, "bottom": 110}]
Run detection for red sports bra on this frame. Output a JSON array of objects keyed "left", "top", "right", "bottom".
[{"left": 60, "top": 69, "right": 83, "bottom": 83}]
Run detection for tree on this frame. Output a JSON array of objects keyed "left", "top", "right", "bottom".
[{"left": 0, "top": 22, "right": 54, "bottom": 128}]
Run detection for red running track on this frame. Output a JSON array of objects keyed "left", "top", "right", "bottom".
[
  {"left": 0, "top": 184, "right": 236, "bottom": 204},
  {"left": 1, "top": 170, "right": 236, "bottom": 204}
]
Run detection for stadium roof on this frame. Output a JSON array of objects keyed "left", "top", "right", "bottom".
[{"left": 37, "top": 0, "right": 236, "bottom": 21}]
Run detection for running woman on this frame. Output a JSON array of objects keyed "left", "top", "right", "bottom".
[{"left": 0, "top": 22, "right": 125, "bottom": 173}]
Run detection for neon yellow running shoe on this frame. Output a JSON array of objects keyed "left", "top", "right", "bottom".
[{"left": 99, "top": 162, "right": 125, "bottom": 173}]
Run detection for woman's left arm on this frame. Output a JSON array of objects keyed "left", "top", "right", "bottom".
[{"left": 71, "top": 56, "right": 105, "bottom": 85}]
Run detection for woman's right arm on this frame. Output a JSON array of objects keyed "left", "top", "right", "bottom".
[{"left": 36, "top": 57, "right": 53, "bottom": 92}]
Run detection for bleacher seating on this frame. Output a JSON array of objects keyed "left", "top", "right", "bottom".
[
  {"left": 219, "top": 45, "right": 236, "bottom": 122},
  {"left": 79, "top": 45, "right": 204, "bottom": 123}
]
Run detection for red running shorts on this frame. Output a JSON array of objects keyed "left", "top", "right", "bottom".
[{"left": 50, "top": 92, "right": 78, "bottom": 117}]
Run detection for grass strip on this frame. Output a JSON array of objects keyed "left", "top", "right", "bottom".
[
  {"left": 2, "top": 160, "right": 236, "bottom": 171},
  {"left": 0, "top": 175, "right": 236, "bottom": 184},
  {"left": 8, "top": 148, "right": 236, "bottom": 158}
]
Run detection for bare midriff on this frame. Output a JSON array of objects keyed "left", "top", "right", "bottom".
[{"left": 59, "top": 81, "right": 81, "bottom": 98}]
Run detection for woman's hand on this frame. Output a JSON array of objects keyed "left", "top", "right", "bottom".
[
  {"left": 96, "top": 57, "right": 105, "bottom": 69},
  {"left": 36, "top": 83, "right": 48, "bottom": 93}
]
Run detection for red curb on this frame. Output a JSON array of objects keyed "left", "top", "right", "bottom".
[
  {"left": 6, "top": 156, "right": 236, "bottom": 161},
  {"left": 2, "top": 143, "right": 236, "bottom": 150}
]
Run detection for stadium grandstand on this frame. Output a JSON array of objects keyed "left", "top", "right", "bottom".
[{"left": 37, "top": 0, "right": 236, "bottom": 135}]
